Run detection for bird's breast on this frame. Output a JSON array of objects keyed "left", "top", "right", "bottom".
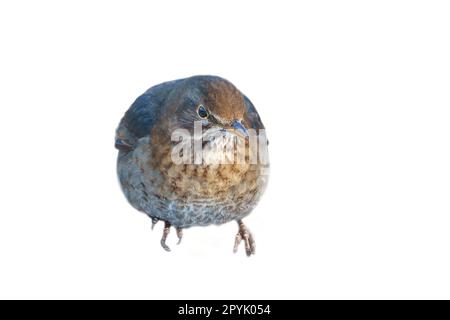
[
  {"left": 118, "top": 135, "right": 269, "bottom": 227},
  {"left": 148, "top": 141, "right": 266, "bottom": 204}
]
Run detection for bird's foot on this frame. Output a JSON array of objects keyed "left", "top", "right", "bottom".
[
  {"left": 151, "top": 217, "right": 159, "bottom": 230},
  {"left": 156, "top": 220, "right": 183, "bottom": 252},
  {"left": 160, "top": 221, "right": 171, "bottom": 251},
  {"left": 176, "top": 227, "right": 183, "bottom": 245},
  {"left": 233, "top": 220, "right": 255, "bottom": 257}
]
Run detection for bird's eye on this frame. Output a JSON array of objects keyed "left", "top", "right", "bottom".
[{"left": 197, "top": 105, "right": 209, "bottom": 118}]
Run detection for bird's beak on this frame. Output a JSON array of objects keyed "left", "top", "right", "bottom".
[{"left": 231, "top": 120, "right": 249, "bottom": 140}]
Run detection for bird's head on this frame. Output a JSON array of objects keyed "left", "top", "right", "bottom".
[
  {"left": 151, "top": 75, "right": 268, "bottom": 166},
  {"left": 161, "top": 75, "right": 251, "bottom": 141}
]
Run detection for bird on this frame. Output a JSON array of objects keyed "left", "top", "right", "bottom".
[{"left": 115, "top": 75, "right": 269, "bottom": 256}]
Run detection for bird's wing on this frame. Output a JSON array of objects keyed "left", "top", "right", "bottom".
[{"left": 115, "top": 79, "right": 183, "bottom": 151}]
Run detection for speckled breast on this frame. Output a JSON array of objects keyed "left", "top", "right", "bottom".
[{"left": 117, "top": 137, "right": 269, "bottom": 228}]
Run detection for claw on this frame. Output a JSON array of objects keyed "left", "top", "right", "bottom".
[
  {"left": 151, "top": 217, "right": 159, "bottom": 230},
  {"left": 160, "top": 221, "right": 171, "bottom": 252},
  {"left": 176, "top": 228, "right": 183, "bottom": 245}
]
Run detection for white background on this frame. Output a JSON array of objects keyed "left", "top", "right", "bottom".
[{"left": 0, "top": 1, "right": 449, "bottom": 299}]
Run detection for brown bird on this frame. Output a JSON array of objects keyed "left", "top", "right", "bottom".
[{"left": 115, "top": 75, "right": 269, "bottom": 256}]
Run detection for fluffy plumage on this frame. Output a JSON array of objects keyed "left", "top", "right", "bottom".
[{"left": 115, "top": 75, "right": 269, "bottom": 255}]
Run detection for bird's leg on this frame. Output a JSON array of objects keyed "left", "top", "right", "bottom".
[
  {"left": 151, "top": 217, "right": 159, "bottom": 230},
  {"left": 176, "top": 228, "right": 183, "bottom": 245},
  {"left": 233, "top": 220, "right": 256, "bottom": 257},
  {"left": 160, "top": 221, "right": 171, "bottom": 252}
]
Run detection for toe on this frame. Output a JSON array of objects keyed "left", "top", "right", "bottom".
[
  {"left": 160, "top": 239, "right": 171, "bottom": 252},
  {"left": 151, "top": 217, "right": 159, "bottom": 230},
  {"left": 248, "top": 233, "right": 256, "bottom": 255},
  {"left": 233, "top": 233, "right": 242, "bottom": 253},
  {"left": 176, "top": 228, "right": 183, "bottom": 245},
  {"left": 243, "top": 232, "right": 252, "bottom": 257}
]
